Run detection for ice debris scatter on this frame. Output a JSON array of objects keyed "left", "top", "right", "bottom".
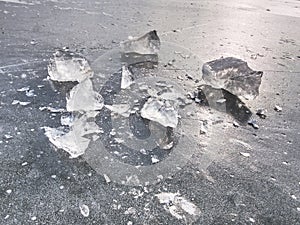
[
  {"left": 40, "top": 30, "right": 267, "bottom": 185},
  {"left": 156, "top": 192, "right": 201, "bottom": 222}
]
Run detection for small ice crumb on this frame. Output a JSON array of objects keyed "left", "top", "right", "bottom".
[
  {"left": 17, "top": 87, "right": 30, "bottom": 92},
  {"left": 240, "top": 152, "right": 250, "bottom": 157},
  {"left": 216, "top": 98, "right": 226, "bottom": 104},
  {"left": 291, "top": 195, "right": 297, "bottom": 200},
  {"left": 297, "top": 207, "right": 300, "bottom": 212},
  {"left": 124, "top": 207, "right": 136, "bottom": 215},
  {"left": 151, "top": 156, "right": 160, "bottom": 164},
  {"left": 51, "top": 175, "right": 57, "bottom": 179},
  {"left": 21, "top": 162, "right": 28, "bottom": 166},
  {"left": 157, "top": 175, "right": 163, "bottom": 180},
  {"left": 282, "top": 161, "right": 288, "bottom": 165},
  {"left": 274, "top": 105, "right": 282, "bottom": 112},
  {"left": 11, "top": 100, "right": 31, "bottom": 106},
  {"left": 4, "top": 215, "right": 10, "bottom": 220},
  {"left": 4, "top": 134, "right": 13, "bottom": 140},
  {"left": 103, "top": 174, "right": 111, "bottom": 183},
  {"left": 249, "top": 217, "right": 255, "bottom": 223},
  {"left": 59, "top": 185, "right": 64, "bottom": 190},
  {"left": 6, "top": 189, "right": 12, "bottom": 194},
  {"left": 127, "top": 221, "right": 133, "bottom": 225},
  {"left": 31, "top": 216, "right": 37, "bottom": 221},
  {"left": 25, "top": 90, "right": 35, "bottom": 97},
  {"left": 79, "top": 204, "right": 90, "bottom": 217}
]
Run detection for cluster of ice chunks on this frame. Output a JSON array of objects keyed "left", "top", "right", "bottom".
[
  {"left": 44, "top": 48, "right": 104, "bottom": 158},
  {"left": 42, "top": 30, "right": 263, "bottom": 168}
]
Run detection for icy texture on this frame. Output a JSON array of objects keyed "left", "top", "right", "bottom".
[
  {"left": 156, "top": 192, "right": 201, "bottom": 222},
  {"left": 47, "top": 49, "right": 93, "bottom": 82},
  {"left": 43, "top": 114, "right": 100, "bottom": 158},
  {"left": 202, "top": 57, "right": 263, "bottom": 100},
  {"left": 120, "top": 30, "right": 160, "bottom": 55},
  {"left": 66, "top": 79, "right": 104, "bottom": 112},
  {"left": 141, "top": 97, "right": 178, "bottom": 128},
  {"left": 121, "top": 66, "right": 134, "bottom": 89}
]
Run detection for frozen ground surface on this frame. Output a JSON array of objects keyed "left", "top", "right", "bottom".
[{"left": 0, "top": 0, "right": 300, "bottom": 224}]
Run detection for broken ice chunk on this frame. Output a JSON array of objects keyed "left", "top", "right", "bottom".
[
  {"left": 141, "top": 97, "right": 178, "bottom": 128},
  {"left": 42, "top": 114, "right": 101, "bottom": 158},
  {"left": 202, "top": 57, "right": 263, "bottom": 100},
  {"left": 156, "top": 192, "right": 201, "bottom": 222},
  {"left": 47, "top": 49, "right": 93, "bottom": 82},
  {"left": 121, "top": 66, "right": 134, "bottom": 89},
  {"left": 66, "top": 79, "right": 104, "bottom": 112},
  {"left": 121, "top": 30, "right": 160, "bottom": 55}
]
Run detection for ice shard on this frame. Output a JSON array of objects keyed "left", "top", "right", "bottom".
[
  {"left": 43, "top": 114, "right": 100, "bottom": 158},
  {"left": 121, "top": 66, "right": 134, "bottom": 89},
  {"left": 121, "top": 30, "right": 160, "bottom": 55},
  {"left": 140, "top": 97, "right": 178, "bottom": 128},
  {"left": 66, "top": 79, "right": 104, "bottom": 112},
  {"left": 120, "top": 30, "right": 160, "bottom": 65},
  {"left": 47, "top": 48, "right": 93, "bottom": 82},
  {"left": 202, "top": 57, "right": 263, "bottom": 100}
]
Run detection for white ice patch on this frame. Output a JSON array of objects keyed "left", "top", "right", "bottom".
[
  {"left": 66, "top": 79, "right": 104, "bottom": 112},
  {"left": 141, "top": 97, "right": 178, "bottom": 128},
  {"left": 42, "top": 114, "right": 101, "bottom": 158},
  {"left": 156, "top": 192, "right": 201, "bottom": 222},
  {"left": 121, "top": 66, "right": 134, "bottom": 89},
  {"left": 11, "top": 100, "right": 31, "bottom": 106}
]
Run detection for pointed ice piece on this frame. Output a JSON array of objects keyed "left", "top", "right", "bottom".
[
  {"left": 121, "top": 30, "right": 160, "bottom": 55},
  {"left": 42, "top": 114, "right": 101, "bottom": 158},
  {"left": 66, "top": 79, "right": 104, "bottom": 112},
  {"left": 202, "top": 57, "right": 263, "bottom": 100},
  {"left": 121, "top": 66, "right": 134, "bottom": 89},
  {"left": 140, "top": 97, "right": 178, "bottom": 128},
  {"left": 47, "top": 49, "right": 93, "bottom": 82}
]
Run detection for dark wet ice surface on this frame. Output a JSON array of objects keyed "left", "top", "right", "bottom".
[{"left": 194, "top": 85, "right": 253, "bottom": 124}]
